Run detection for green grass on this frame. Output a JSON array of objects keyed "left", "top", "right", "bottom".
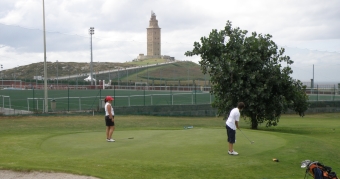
[
  {"left": 99, "top": 61, "right": 209, "bottom": 86},
  {"left": 126, "top": 58, "right": 167, "bottom": 66},
  {"left": 0, "top": 114, "right": 339, "bottom": 178},
  {"left": 7, "top": 61, "right": 210, "bottom": 87}
]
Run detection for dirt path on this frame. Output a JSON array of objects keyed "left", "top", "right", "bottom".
[{"left": 0, "top": 170, "right": 100, "bottom": 179}]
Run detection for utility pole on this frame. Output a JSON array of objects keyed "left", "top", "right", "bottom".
[{"left": 89, "top": 27, "right": 94, "bottom": 85}]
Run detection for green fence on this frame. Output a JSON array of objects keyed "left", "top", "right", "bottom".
[
  {"left": 1, "top": 88, "right": 340, "bottom": 116},
  {"left": 308, "top": 94, "right": 340, "bottom": 101},
  {"left": 0, "top": 88, "right": 213, "bottom": 113}
]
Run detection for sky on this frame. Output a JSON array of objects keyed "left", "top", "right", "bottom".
[{"left": 0, "top": 0, "right": 339, "bottom": 83}]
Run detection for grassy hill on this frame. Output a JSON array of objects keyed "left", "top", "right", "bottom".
[
  {"left": 95, "top": 61, "right": 210, "bottom": 86},
  {"left": 1, "top": 60, "right": 210, "bottom": 86}
]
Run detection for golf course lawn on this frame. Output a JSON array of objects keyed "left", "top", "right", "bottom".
[{"left": 0, "top": 113, "right": 339, "bottom": 179}]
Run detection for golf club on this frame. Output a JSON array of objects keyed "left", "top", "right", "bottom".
[
  {"left": 238, "top": 129, "right": 254, "bottom": 144},
  {"left": 117, "top": 137, "right": 134, "bottom": 140}
]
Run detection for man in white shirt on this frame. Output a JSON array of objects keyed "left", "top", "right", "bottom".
[{"left": 226, "top": 102, "right": 245, "bottom": 155}]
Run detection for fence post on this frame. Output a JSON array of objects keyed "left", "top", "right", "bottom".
[
  {"left": 100, "top": 89, "right": 102, "bottom": 108},
  {"left": 192, "top": 91, "right": 193, "bottom": 104},
  {"left": 144, "top": 84, "right": 146, "bottom": 106},
  {"left": 170, "top": 86, "right": 172, "bottom": 105},
  {"left": 317, "top": 85, "right": 319, "bottom": 102},
  {"left": 114, "top": 85, "right": 116, "bottom": 107},
  {"left": 172, "top": 93, "right": 173, "bottom": 105},
  {"left": 151, "top": 95, "right": 153, "bottom": 105},
  {"left": 68, "top": 87, "right": 70, "bottom": 112},
  {"left": 195, "top": 84, "right": 197, "bottom": 104},
  {"left": 333, "top": 85, "right": 335, "bottom": 101},
  {"left": 33, "top": 88, "right": 35, "bottom": 110}
]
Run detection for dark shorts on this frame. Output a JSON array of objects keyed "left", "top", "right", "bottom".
[
  {"left": 105, "top": 116, "right": 115, "bottom": 126},
  {"left": 226, "top": 125, "right": 236, "bottom": 144}
]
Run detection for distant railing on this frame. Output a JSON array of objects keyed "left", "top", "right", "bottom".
[{"left": 1, "top": 82, "right": 340, "bottom": 115}]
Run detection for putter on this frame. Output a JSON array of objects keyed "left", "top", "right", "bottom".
[
  {"left": 117, "top": 137, "right": 134, "bottom": 140},
  {"left": 238, "top": 129, "right": 254, "bottom": 144}
]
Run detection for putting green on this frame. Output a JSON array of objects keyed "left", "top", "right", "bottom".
[
  {"left": 2, "top": 115, "right": 339, "bottom": 179},
  {"left": 40, "top": 129, "right": 285, "bottom": 163}
]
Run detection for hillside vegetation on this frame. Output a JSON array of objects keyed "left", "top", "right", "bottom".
[{"left": 1, "top": 60, "right": 210, "bottom": 86}]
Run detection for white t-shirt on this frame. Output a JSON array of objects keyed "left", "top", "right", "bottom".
[
  {"left": 105, "top": 102, "right": 114, "bottom": 116},
  {"left": 226, "top": 107, "right": 240, "bottom": 130}
]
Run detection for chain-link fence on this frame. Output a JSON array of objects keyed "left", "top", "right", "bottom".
[
  {"left": 0, "top": 85, "right": 213, "bottom": 115},
  {"left": 1, "top": 84, "right": 340, "bottom": 116}
]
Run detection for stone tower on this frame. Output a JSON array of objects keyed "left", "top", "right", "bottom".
[{"left": 147, "top": 11, "right": 161, "bottom": 58}]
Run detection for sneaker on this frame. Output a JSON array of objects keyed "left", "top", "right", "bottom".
[
  {"left": 108, "top": 139, "right": 115, "bottom": 142},
  {"left": 228, "top": 150, "right": 239, "bottom": 155}
]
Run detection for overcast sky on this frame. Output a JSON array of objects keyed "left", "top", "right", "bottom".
[{"left": 0, "top": 0, "right": 339, "bottom": 83}]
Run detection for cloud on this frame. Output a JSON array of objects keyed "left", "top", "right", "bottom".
[
  {"left": 0, "top": 0, "right": 339, "bottom": 83},
  {"left": 285, "top": 47, "right": 340, "bottom": 82}
]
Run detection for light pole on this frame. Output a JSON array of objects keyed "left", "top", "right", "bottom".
[
  {"left": 89, "top": 27, "right": 94, "bottom": 85},
  {"left": 1, "top": 64, "right": 3, "bottom": 88},
  {"left": 56, "top": 60, "right": 58, "bottom": 87},
  {"left": 310, "top": 64, "right": 315, "bottom": 94},
  {"left": 42, "top": 0, "right": 48, "bottom": 112}
]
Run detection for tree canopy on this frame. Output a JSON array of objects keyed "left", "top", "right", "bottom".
[{"left": 185, "top": 21, "right": 309, "bottom": 129}]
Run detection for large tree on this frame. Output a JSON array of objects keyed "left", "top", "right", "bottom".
[{"left": 185, "top": 21, "right": 309, "bottom": 129}]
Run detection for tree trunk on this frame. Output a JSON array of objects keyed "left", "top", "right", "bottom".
[{"left": 251, "top": 116, "right": 258, "bottom": 129}]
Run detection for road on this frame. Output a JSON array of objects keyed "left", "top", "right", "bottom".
[{"left": 56, "top": 61, "right": 176, "bottom": 80}]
